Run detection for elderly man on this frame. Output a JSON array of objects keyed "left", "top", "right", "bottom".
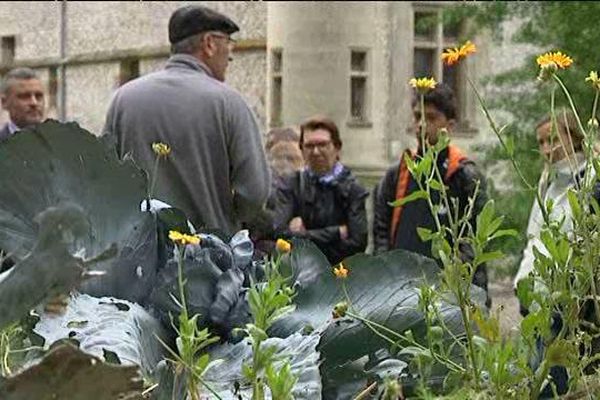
[
  {"left": 0, "top": 67, "right": 45, "bottom": 141},
  {"left": 104, "top": 5, "right": 270, "bottom": 236}
]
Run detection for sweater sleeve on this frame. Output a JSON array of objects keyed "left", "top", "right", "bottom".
[
  {"left": 372, "top": 163, "right": 400, "bottom": 254},
  {"left": 225, "top": 92, "right": 271, "bottom": 225}
]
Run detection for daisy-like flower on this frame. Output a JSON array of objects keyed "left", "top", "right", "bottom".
[
  {"left": 536, "top": 51, "right": 573, "bottom": 71},
  {"left": 169, "top": 230, "right": 200, "bottom": 246},
  {"left": 275, "top": 238, "right": 292, "bottom": 253},
  {"left": 441, "top": 40, "right": 476, "bottom": 66},
  {"left": 409, "top": 77, "right": 437, "bottom": 94},
  {"left": 152, "top": 142, "right": 171, "bottom": 157},
  {"left": 586, "top": 71, "right": 600, "bottom": 90},
  {"left": 333, "top": 263, "right": 349, "bottom": 279}
]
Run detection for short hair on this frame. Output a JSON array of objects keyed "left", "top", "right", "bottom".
[
  {"left": 299, "top": 115, "right": 342, "bottom": 150},
  {"left": 268, "top": 141, "right": 304, "bottom": 176},
  {"left": 536, "top": 108, "right": 584, "bottom": 150},
  {"left": 170, "top": 32, "right": 205, "bottom": 55},
  {"left": 1, "top": 67, "right": 40, "bottom": 95},
  {"left": 411, "top": 82, "right": 457, "bottom": 120},
  {"left": 265, "top": 127, "right": 299, "bottom": 152}
]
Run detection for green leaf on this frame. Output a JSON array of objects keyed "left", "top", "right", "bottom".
[
  {"left": 0, "top": 121, "right": 158, "bottom": 305},
  {"left": 473, "top": 251, "right": 504, "bottom": 267},
  {"left": 546, "top": 339, "right": 579, "bottom": 367},
  {"left": 204, "top": 333, "right": 321, "bottom": 400},
  {"left": 33, "top": 293, "right": 168, "bottom": 377},
  {"left": 567, "top": 189, "right": 582, "bottom": 222},
  {"left": 269, "top": 249, "right": 487, "bottom": 395},
  {"left": 388, "top": 190, "right": 428, "bottom": 208},
  {"left": 428, "top": 179, "right": 444, "bottom": 192},
  {"left": 417, "top": 227, "right": 434, "bottom": 242},
  {"left": 489, "top": 229, "right": 518, "bottom": 241}
]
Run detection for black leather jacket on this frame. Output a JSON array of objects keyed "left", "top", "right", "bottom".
[{"left": 273, "top": 165, "right": 369, "bottom": 264}]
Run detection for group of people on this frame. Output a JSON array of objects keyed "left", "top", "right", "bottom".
[{"left": 0, "top": 4, "right": 595, "bottom": 304}]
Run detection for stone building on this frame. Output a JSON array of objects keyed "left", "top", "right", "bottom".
[{"left": 0, "top": 1, "right": 532, "bottom": 177}]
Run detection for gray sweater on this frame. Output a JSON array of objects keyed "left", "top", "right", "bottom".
[{"left": 104, "top": 54, "right": 270, "bottom": 236}]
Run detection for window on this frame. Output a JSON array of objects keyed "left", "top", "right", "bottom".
[
  {"left": 270, "top": 48, "right": 283, "bottom": 127},
  {"left": 412, "top": 8, "right": 474, "bottom": 134},
  {"left": 48, "top": 66, "right": 58, "bottom": 110},
  {"left": 1, "top": 36, "right": 15, "bottom": 65},
  {"left": 119, "top": 58, "right": 139, "bottom": 86},
  {"left": 349, "top": 49, "right": 370, "bottom": 124}
]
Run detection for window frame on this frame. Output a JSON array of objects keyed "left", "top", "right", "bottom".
[
  {"left": 347, "top": 47, "right": 372, "bottom": 127},
  {"left": 411, "top": 5, "right": 477, "bottom": 136}
]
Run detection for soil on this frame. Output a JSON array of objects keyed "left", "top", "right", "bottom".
[{"left": 488, "top": 276, "right": 522, "bottom": 337}]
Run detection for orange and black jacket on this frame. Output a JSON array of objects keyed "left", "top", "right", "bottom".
[{"left": 372, "top": 145, "right": 488, "bottom": 290}]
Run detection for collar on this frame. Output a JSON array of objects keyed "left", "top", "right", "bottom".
[
  {"left": 306, "top": 162, "right": 345, "bottom": 185},
  {"left": 165, "top": 54, "right": 215, "bottom": 79},
  {"left": 7, "top": 120, "right": 18, "bottom": 135}
]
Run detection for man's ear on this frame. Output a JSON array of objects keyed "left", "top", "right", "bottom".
[
  {"left": 203, "top": 35, "right": 217, "bottom": 58},
  {"left": 1, "top": 94, "right": 7, "bottom": 109}
]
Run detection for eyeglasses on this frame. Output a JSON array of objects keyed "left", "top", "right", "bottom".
[
  {"left": 303, "top": 140, "right": 333, "bottom": 152},
  {"left": 208, "top": 32, "right": 237, "bottom": 46}
]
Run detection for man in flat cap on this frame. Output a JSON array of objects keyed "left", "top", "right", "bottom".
[{"left": 103, "top": 5, "right": 270, "bottom": 236}]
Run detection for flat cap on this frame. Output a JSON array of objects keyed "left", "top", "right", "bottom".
[{"left": 168, "top": 5, "right": 240, "bottom": 44}]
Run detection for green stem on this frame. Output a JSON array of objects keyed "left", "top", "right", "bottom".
[
  {"left": 466, "top": 76, "right": 551, "bottom": 227},
  {"left": 177, "top": 245, "right": 188, "bottom": 320},
  {"left": 530, "top": 359, "right": 550, "bottom": 400},
  {"left": 147, "top": 156, "right": 160, "bottom": 210},
  {"left": 346, "top": 311, "right": 465, "bottom": 373},
  {"left": 457, "top": 289, "right": 480, "bottom": 388}
]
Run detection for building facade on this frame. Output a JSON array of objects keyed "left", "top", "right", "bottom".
[{"left": 0, "top": 1, "right": 532, "bottom": 177}]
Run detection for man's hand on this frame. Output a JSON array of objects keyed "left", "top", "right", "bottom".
[
  {"left": 289, "top": 216, "right": 306, "bottom": 233},
  {"left": 339, "top": 224, "right": 349, "bottom": 240}
]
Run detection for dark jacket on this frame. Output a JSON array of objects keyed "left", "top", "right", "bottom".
[
  {"left": 273, "top": 165, "right": 369, "bottom": 264},
  {"left": 373, "top": 146, "right": 489, "bottom": 291}
]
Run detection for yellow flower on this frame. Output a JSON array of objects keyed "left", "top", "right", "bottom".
[
  {"left": 275, "top": 238, "right": 292, "bottom": 253},
  {"left": 168, "top": 230, "right": 200, "bottom": 246},
  {"left": 152, "top": 142, "right": 171, "bottom": 157},
  {"left": 333, "top": 263, "right": 349, "bottom": 279},
  {"left": 441, "top": 40, "right": 476, "bottom": 66},
  {"left": 409, "top": 77, "right": 437, "bottom": 94},
  {"left": 536, "top": 51, "right": 573, "bottom": 70},
  {"left": 586, "top": 71, "right": 600, "bottom": 90}
]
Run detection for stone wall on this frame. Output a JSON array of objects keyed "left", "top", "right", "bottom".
[{"left": 0, "top": 1, "right": 267, "bottom": 134}]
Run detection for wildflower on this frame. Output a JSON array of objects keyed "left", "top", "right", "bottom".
[
  {"left": 409, "top": 77, "right": 437, "bottom": 94},
  {"left": 586, "top": 71, "right": 600, "bottom": 90},
  {"left": 275, "top": 238, "right": 292, "bottom": 253},
  {"left": 441, "top": 40, "right": 476, "bottom": 66},
  {"left": 333, "top": 263, "right": 349, "bottom": 279},
  {"left": 169, "top": 230, "right": 200, "bottom": 246},
  {"left": 332, "top": 301, "right": 348, "bottom": 319},
  {"left": 536, "top": 51, "right": 573, "bottom": 71},
  {"left": 152, "top": 142, "right": 171, "bottom": 157}
]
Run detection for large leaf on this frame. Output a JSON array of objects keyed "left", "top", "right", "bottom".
[
  {"left": 202, "top": 332, "right": 322, "bottom": 399},
  {"left": 0, "top": 343, "right": 143, "bottom": 400},
  {"left": 32, "top": 293, "right": 168, "bottom": 377},
  {"left": 0, "top": 205, "right": 86, "bottom": 330},
  {"left": 0, "top": 120, "right": 158, "bottom": 304},
  {"left": 270, "top": 249, "right": 486, "bottom": 395}
]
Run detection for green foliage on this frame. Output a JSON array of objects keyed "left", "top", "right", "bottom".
[{"left": 242, "top": 258, "right": 297, "bottom": 400}]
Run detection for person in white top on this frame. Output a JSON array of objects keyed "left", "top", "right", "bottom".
[{"left": 514, "top": 108, "right": 592, "bottom": 296}]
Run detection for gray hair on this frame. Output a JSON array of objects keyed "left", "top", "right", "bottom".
[
  {"left": 170, "top": 32, "right": 206, "bottom": 55},
  {"left": 0, "top": 67, "right": 40, "bottom": 95}
]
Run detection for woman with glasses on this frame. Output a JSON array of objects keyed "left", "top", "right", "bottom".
[{"left": 272, "top": 115, "right": 368, "bottom": 264}]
